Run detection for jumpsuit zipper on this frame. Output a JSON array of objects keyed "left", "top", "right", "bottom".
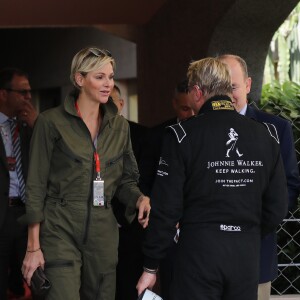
[
  {"left": 82, "top": 153, "right": 94, "bottom": 245},
  {"left": 82, "top": 121, "right": 107, "bottom": 245},
  {"left": 75, "top": 115, "right": 95, "bottom": 245}
]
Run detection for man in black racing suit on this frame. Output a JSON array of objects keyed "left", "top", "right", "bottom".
[{"left": 137, "top": 57, "right": 288, "bottom": 300}]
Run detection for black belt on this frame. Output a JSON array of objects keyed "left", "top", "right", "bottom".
[{"left": 9, "top": 197, "right": 25, "bottom": 207}]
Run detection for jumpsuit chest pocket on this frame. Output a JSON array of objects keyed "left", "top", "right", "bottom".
[
  {"left": 54, "top": 138, "right": 83, "bottom": 163},
  {"left": 102, "top": 153, "right": 123, "bottom": 179},
  {"left": 49, "top": 137, "right": 93, "bottom": 195}
]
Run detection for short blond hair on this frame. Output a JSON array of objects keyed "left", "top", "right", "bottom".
[
  {"left": 70, "top": 47, "right": 115, "bottom": 89},
  {"left": 187, "top": 57, "right": 232, "bottom": 98}
]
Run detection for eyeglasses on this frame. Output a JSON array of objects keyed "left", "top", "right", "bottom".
[
  {"left": 88, "top": 48, "right": 112, "bottom": 58},
  {"left": 5, "top": 88, "right": 32, "bottom": 96}
]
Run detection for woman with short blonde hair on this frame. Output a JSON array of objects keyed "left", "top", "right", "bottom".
[{"left": 22, "top": 46, "right": 150, "bottom": 300}]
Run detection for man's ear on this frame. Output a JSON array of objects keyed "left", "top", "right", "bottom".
[
  {"left": 246, "top": 77, "right": 252, "bottom": 94},
  {"left": 194, "top": 86, "right": 204, "bottom": 103},
  {"left": 74, "top": 72, "right": 84, "bottom": 87},
  {"left": 189, "top": 85, "right": 204, "bottom": 113}
]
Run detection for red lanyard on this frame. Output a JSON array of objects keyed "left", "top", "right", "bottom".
[
  {"left": 75, "top": 101, "right": 101, "bottom": 174},
  {"left": 94, "top": 152, "right": 100, "bottom": 173},
  {"left": 75, "top": 101, "right": 82, "bottom": 118}
]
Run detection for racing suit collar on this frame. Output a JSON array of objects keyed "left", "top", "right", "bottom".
[{"left": 198, "top": 95, "right": 234, "bottom": 114}]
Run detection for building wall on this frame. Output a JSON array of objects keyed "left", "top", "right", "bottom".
[
  {"left": 137, "top": 0, "right": 235, "bottom": 126},
  {"left": 137, "top": 0, "right": 299, "bottom": 126},
  {"left": 0, "top": 0, "right": 298, "bottom": 126},
  {"left": 0, "top": 27, "right": 137, "bottom": 117},
  {"left": 207, "top": 0, "right": 299, "bottom": 102}
]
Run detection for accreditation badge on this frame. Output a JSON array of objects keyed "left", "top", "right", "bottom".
[
  {"left": 7, "top": 156, "right": 16, "bottom": 171},
  {"left": 138, "top": 289, "right": 163, "bottom": 300},
  {"left": 93, "top": 179, "right": 105, "bottom": 206}
]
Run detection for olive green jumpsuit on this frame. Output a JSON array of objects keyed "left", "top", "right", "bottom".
[{"left": 24, "top": 95, "right": 142, "bottom": 300}]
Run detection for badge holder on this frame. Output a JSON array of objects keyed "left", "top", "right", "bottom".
[
  {"left": 93, "top": 175, "right": 105, "bottom": 206},
  {"left": 93, "top": 152, "right": 105, "bottom": 207}
]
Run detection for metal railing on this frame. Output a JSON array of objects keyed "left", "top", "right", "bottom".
[
  {"left": 272, "top": 208, "right": 300, "bottom": 295},
  {"left": 250, "top": 102, "right": 300, "bottom": 295}
]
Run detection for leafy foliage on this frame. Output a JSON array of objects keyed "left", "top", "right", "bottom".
[
  {"left": 260, "top": 81, "right": 300, "bottom": 151},
  {"left": 264, "top": 2, "right": 300, "bottom": 84},
  {"left": 261, "top": 81, "right": 300, "bottom": 116}
]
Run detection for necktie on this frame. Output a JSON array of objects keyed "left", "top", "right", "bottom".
[{"left": 9, "top": 119, "right": 26, "bottom": 202}]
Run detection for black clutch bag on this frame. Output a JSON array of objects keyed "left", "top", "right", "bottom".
[{"left": 30, "top": 266, "right": 51, "bottom": 297}]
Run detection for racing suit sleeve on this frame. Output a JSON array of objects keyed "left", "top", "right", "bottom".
[{"left": 143, "top": 128, "right": 186, "bottom": 269}]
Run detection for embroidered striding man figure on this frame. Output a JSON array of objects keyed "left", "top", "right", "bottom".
[{"left": 226, "top": 128, "right": 243, "bottom": 157}]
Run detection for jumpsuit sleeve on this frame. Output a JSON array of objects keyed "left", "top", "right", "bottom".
[
  {"left": 114, "top": 126, "right": 142, "bottom": 223},
  {"left": 24, "top": 114, "right": 55, "bottom": 224},
  {"left": 261, "top": 140, "right": 288, "bottom": 236},
  {"left": 143, "top": 128, "right": 186, "bottom": 270}
]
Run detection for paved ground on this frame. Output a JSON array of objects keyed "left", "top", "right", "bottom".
[{"left": 271, "top": 296, "right": 300, "bottom": 299}]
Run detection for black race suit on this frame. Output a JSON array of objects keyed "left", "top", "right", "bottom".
[{"left": 143, "top": 96, "right": 288, "bottom": 300}]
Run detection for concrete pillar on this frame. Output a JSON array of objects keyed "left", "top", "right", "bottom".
[
  {"left": 207, "top": 0, "right": 299, "bottom": 102},
  {"left": 137, "top": 0, "right": 299, "bottom": 126}
]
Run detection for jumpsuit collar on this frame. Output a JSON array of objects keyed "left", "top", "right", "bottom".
[{"left": 63, "top": 94, "right": 118, "bottom": 129}]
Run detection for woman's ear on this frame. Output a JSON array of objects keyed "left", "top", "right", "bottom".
[{"left": 74, "top": 72, "right": 84, "bottom": 87}]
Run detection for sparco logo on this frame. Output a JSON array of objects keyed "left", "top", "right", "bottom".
[{"left": 220, "top": 224, "right": 241, "bottom": 232}]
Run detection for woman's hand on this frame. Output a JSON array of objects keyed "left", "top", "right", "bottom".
[
  {"left": 22, "top": 248, "right": 45, "bottom": 286},
  {"left": 136, "top": 195, "right": 151, "bottom": 228},
  {"left": 22, "top": 223, "right": 44, "bottom": 286}
]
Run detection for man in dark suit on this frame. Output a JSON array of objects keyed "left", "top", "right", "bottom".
[
  {"left": 219, "top": 54, "right": 300, "bottom": 300},
  {"left": 139, "top": 79, "right": 195, "bottom": 196},
  {"left": 0, "top": 68, "right": 37, "bottom": 299},
  {"left": 139, "top": 79, "right": 194, "bottom": 299},
  {"left": 110, "top": 84, "right": 148, "bottom": 300}
]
